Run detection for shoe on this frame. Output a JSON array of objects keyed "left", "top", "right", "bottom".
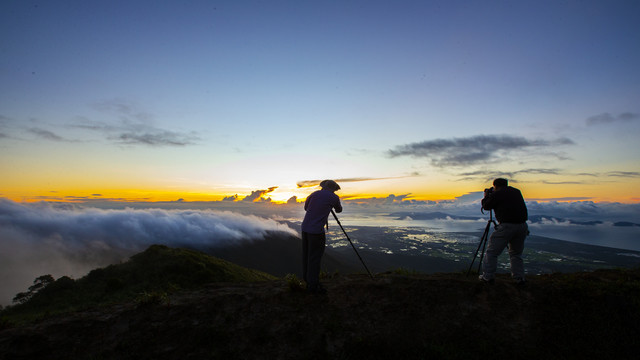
[{"left": 478, "top": 274, "right": 495, "bottom": 284}]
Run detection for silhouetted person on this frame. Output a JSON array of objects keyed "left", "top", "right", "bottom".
[
  {"left": 301, "top": 180, "right": 342, "bottom": 294},
  {"left": 479, "top": 178, "right": 528, "bottom": 285}
]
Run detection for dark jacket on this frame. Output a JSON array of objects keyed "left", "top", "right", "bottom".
[
  {"left": 482, "top": 186, "right": 528, "bottom": 224},
  {"left": 301, "top": 189, "right": 342, "bottom": 234}
]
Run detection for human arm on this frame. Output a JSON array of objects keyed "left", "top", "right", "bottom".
[
  {"left": 304, "top": 194, "right": 311, "bottom": 211},
  {"left": 334, "top": 200, "right": 342, "bottom": 213}
]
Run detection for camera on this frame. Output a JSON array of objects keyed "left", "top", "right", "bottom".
[{"left": 484, "top": 187, "right": 494, "bottom": 194}]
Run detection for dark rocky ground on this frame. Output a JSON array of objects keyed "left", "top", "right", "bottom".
[{"left": 2, "top": 268, "right": 639, "bottom": 360}]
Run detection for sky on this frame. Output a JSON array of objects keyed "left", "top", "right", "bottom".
[{"left": 1, "top": 0, "right": 640, "bottom": 204}]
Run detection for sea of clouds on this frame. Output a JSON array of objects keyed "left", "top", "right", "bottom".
[
  {"left": 0, "top": 199, "right": 297, "bottom": 305},
  {"left": 2, "top": 195, "right": 639, "bottom": 306}
]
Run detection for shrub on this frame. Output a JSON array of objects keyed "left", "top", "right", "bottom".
[
  {"left": 284, "top": 274, "right": 305, "bottom": 292},
  {"left": 135, "top": 291, "right": 169, "bottom": 308}
]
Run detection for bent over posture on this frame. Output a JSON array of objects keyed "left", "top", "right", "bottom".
[
  {"left": 301, "top": 180, "right": 342, "bottom": 294},
  {"left": 480, "top": 178, "right": 528, "bottom": 284}
]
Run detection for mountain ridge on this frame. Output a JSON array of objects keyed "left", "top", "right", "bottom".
[{"left": 1, "top": 245, "right": 639, "bottom": 360}]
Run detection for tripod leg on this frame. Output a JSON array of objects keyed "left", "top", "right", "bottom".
[
  {"left": 467, "top": 220, "right": 493, "bottom": 276},
  {"left": 477, "top": 229, "right": 489, "bottom": 274},
  {"left": 331, "top": 210, "right": 375, "bottom": 280},
  {"left": 467, "top": 233, "right": 486, "bottom": 276}
]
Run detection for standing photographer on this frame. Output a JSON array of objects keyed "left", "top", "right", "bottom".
[
  {"left": 301, "top": 180, "right": 342, "bottom": 294},
  {"left": 479, "top": 178, "right": 528, "bottom": 285}
]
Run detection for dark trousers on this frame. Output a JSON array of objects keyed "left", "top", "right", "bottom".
[{"left": 302, "top": 231, "right": 326, "bottom": 289}]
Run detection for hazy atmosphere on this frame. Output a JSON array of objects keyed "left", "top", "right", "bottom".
[{"left": 1, "top": 2, "right": 639, "bottom": 304}]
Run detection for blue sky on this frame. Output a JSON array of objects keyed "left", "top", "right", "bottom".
[{"left": 1, "top": 0, "right": 639, "bottom": 203}]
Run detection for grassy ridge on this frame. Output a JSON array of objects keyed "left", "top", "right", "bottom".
[
  {"left": 1, "top": 245, "right": 639, "bottom": 359},
  {"left": 1, "top": 245, "right": 276, "bottom": 323}
]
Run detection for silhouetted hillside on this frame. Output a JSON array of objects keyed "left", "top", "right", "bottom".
[
  {"left": 1, "top": 246, "right": 639, "bottom": 360},
  {"left": 0, "top": 245, "right": 275, "bottom": 321}
]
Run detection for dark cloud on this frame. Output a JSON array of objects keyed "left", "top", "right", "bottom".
[
  {"left": 116, "top": 130, "right": 198, "bottom": 146},
  {"left": 542, "top": 180, "right": 586, "bottom": 185},
  {"left": 222, "top": 194, "right": 239, "bottom": 201},
  {"left": 516, "top": 168, "right": 562, "bottom": 175},
  {"left": 586, "top": 112, "right": 639, "bottom": 125},
  {"left": 388, "top": 135, "right": 574, "bottom": 167},
  {"left": 606, "top": 171, "right": 640, "bottom": 178},
  {"left": 296, "top": 180, "right": 323, "bottom": 188}
]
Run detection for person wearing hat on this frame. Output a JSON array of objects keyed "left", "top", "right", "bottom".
[
  {"left": 479, "top": 178, "right": 529, "bottom": 285},
  {"left": 301, "top": 180, "right": 342, "bottom": 294}
]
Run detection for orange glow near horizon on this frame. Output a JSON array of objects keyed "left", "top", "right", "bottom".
[
  {"left": 3, "top": 169, "right": 640, "bottom": 205},
  {"left": 3, "top": 185, "right": 639, "bottom": 205}
]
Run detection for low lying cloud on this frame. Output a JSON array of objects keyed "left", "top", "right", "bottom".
[
  {"left": 586, "top": 112, "right": 639, "bottom": 125},
  {"left": 0, "top": 199, "right": 296, "bottom": 305},
  {"left": 388, "top": 135, "right": 574, "bottom": 167}
]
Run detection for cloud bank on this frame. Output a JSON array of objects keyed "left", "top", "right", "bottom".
[{"left": 0, "top": 199, "right": 296, "bottom": 305}]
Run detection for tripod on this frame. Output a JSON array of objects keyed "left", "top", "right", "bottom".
[
  {"left": 331, "top": 210, "right": 375, "bottom": 280},
  {"left": 466, "top": 209, "right": 497, "bottom": 276}
]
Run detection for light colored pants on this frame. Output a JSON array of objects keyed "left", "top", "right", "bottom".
[{"left": 482, "top": 222, "right": 528, "bottom": 280}]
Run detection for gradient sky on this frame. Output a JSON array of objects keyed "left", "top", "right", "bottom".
[{"left": 1, "top": 0, "right": 639, "bottom": 204}]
